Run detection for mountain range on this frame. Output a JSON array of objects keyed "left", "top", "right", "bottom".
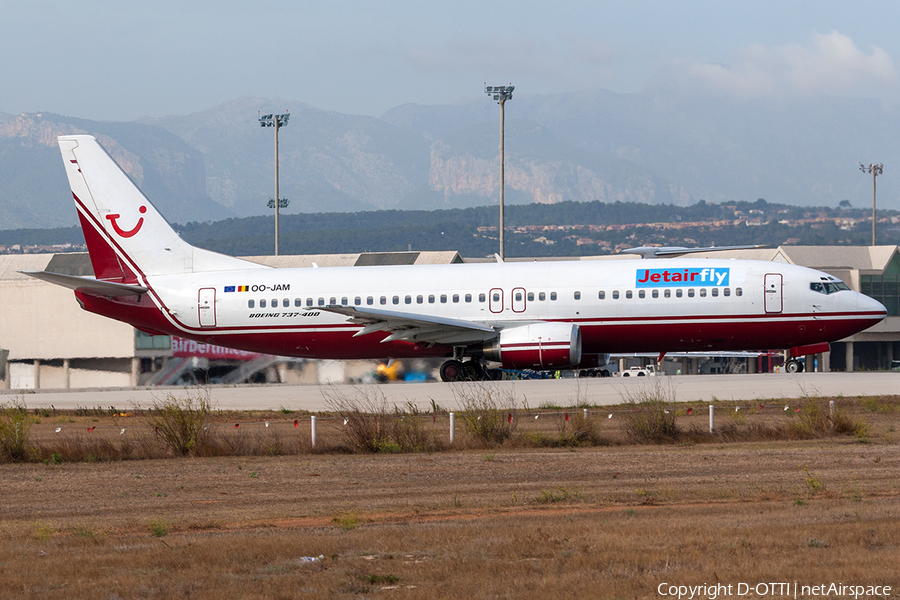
[{"left": 2, "top": 88, "right": 899, "bottom": 230}]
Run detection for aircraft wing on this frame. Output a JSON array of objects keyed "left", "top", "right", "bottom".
[
  {"left": 622, "top": 245, "right": 768, "bottom": 259},
  {"left": 321, "top": 305, "right": 498, "bottom": 346},
  {"left": 22, "top": 271, "right": 149, "bottom": 297}
]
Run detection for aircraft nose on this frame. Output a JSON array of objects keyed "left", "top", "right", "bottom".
[{"left": 858, "top": 292, "right": 887, "bottom": 318}]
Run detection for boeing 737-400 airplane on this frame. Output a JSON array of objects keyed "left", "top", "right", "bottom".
[{"left": 25, "top": 136, "right": 887, "bottom": 381}]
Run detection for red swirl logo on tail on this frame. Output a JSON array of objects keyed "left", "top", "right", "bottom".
[{"left": 106, "top": 206, "right": 147, "bottom": 238}]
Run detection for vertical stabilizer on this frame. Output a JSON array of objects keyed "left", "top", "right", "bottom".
[{"left": 58, "top": 135, "right": 267, "bottom": 280}]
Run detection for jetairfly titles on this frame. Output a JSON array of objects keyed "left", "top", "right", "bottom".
[{"left": 636, "top": 267, "right": 729, "bottom": 287}]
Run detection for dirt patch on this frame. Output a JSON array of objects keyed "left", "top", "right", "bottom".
[{"left": 3, "top": 435, "right": 900, "bottom": 599}]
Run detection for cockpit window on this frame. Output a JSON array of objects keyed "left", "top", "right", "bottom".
[{"left": 811, "top": 281, "right": 850, "bottom": 295}]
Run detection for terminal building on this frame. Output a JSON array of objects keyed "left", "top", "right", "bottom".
[{"left": 1, "top": 247, "right": 898, "bottom": 390}]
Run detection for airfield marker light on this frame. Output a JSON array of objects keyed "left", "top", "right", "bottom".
[
  {"left": 311, "top": 415, "right": 317, "bottom": 447},
  {"left": 293, "top": 419, "right": 299, "bottom": 428},
  {"left": 709, "top": 405, "right": 715, "bottom": 433},
  {"left": 485, "top": 83, "right": 514, "bottom": 260},
  {"left": 859, "top": 162, "right": 883, "bottom": 245}
]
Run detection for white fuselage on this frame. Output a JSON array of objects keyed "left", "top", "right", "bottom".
[{"left": 105, "top": 257, "right": 885, "bottom": 360}]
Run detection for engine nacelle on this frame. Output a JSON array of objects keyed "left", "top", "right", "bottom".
[
  {"left": 576, "top": 353, "right": 611, "bottom": 369},
  {"left": 483, "top": 323, "right": 582, "bottom": 370}
]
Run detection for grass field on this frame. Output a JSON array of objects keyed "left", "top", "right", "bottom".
[{"left": 1, "top": 393, "right": 899, "bottom": 599}]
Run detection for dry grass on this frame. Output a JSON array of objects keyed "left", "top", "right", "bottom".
[
  {"left": 2, "top": 436, "right": 900, "bottom": 599},
  {"left": 2, "top": 392, "right": 893, "bottom": 465}
]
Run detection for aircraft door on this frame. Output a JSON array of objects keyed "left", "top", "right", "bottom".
[
  {"left": 489, "top": 288, "right": 504, "bottom": 313},
  {"left": 512, "top": 287, "right": 526, "bottom": 313},
  {"left": 199, "top": 288, "right": 217, "bottom": 327},
  {"left": 764, "top": 273, "right": 782, "bottom": 314}
]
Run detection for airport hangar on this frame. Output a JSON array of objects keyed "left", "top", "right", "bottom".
[{"left": 1, "top": 246, "right": 899, "bottom": 391}]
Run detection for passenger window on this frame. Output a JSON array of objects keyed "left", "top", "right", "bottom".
[
  {"left": 626, "top": 290, "right": 633, "bottom": 299},
  {"left": 380, "top": 296, "right": 387, "bottom": 305},
  {"left": 598, "top": 291, "right": 605, "bottom": 300},
  {"left": 638, "top": 290, "right": 645, "bottom": 299},
  {"left": 479, "top": 293, "right": 486, "bottom": 302},
  {"left": 699, "top": 289, "right": 706, "bottom": 297},
  {"left": 676, "top": 289, "right": 683, "bottom": 298},
  {"left": 341, "top": 297, "right": 348, "bottom": 306},
  {"left": 527, "top": 292, "right": 534, "bottom": 301},
  {"left": 573, "top": 291, "right": 581, "bottom": 300},
  {"left": 282, "top": 299, "right": 288, "bottom": 307},
  {"left": 306, "top": 298, "right": 313, "bottom": 307},
  {"left": 550, "top": 292, "right": 557, "bottom": 301},
  {"left": 493, "top": 292, "right": 500, "bottom": 302},
  {"left": 652, "top": 289, "right": 658, "bottom": 298},
  {"left": 367, "top": 296, "right": 374, "bottom": 305},
  {"left": 260, "top": 299, "right": 267, "bottom": 308},
  {"left": 294, "top": 298, "right": 302, "bottom": 307},
  {"left": 664, "top": 289, "right": 671, "bottom": 298},
  {"left": 440, "top": 294, "right": 447, "bottom": 303},
  {"left": 318, "top": 298, "right": 325, "bottom": 306},
  {"left": 687, "top": 289, "right": 695, "bottom": 298},
  {"left": 723, "top": 288, "right": 731, "bottom": 297},
  {"left": 465, "top": 294, "right": 472, "bottom": 303},
  {"left": 736, "top": 288, "right": 743, "bottom": 296},
  {"left": 248, "top": 299, "right": 255, "bottom": 308},
  {"left": 428, "top": 295, "right": 435, "bottom": 304},
  {"left": 711, "top": 288, "right": 719, "bottom": 297},
  {"left": 516, "top": 292, "right": 523, "bottom": 301},
  {"left": 392, "top": 296, "right": 399, "bottom": 305},
  {"left": 405, "top": 295, "right": 411, "bottom": 304},
  {"left": 539, "top": 292, "right": 546, "bottom": 301},
  {"left": 417, "top": 295, "right": 423, "bottom": 304},
  {"left": 452, "top": 294, "right": 459, "bottom": 303},
  {"left": 355, "top": 297, "right": 362, "bottom": 306},
  {"left": 612, "top": 291, "right": 619, "bottom": 299}
]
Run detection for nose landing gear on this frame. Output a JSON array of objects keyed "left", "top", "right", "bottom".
[{"left": 785, "top": 358, "right": 804, "bottom": 373}]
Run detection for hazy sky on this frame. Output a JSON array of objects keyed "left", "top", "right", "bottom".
[{"left": 4, "top": 0, "right": 900, "bottom": 121}]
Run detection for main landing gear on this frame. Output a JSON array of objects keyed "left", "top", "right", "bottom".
[{"left": 439, "top": 359, "right": 485, "bottom": 382}]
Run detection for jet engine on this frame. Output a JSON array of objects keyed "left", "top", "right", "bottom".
[{"left": 483, "top": 323, "right": 582, "bottom": 370}]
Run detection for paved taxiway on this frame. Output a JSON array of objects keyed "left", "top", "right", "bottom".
[{"left": 2, "top": 372, "right": 897, "bottom": 411}]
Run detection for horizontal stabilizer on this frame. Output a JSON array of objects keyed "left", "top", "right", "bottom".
[{"left": 22, "top": 271, "right": 149, "bottom": 297}]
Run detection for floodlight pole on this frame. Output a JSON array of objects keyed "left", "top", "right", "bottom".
[
  {"left": 859, "top": 163, "right": 883, "bottom": 246},
  {"left": 485, "top": 84, "right": 514, "bottom": 260},
  {"left": 260, "top": 111, "right": 290, "bottom": 255}
]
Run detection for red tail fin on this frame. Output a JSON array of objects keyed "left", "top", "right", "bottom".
[{"left": 77, "top": 200, "right": 139, "bottom": 283}]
